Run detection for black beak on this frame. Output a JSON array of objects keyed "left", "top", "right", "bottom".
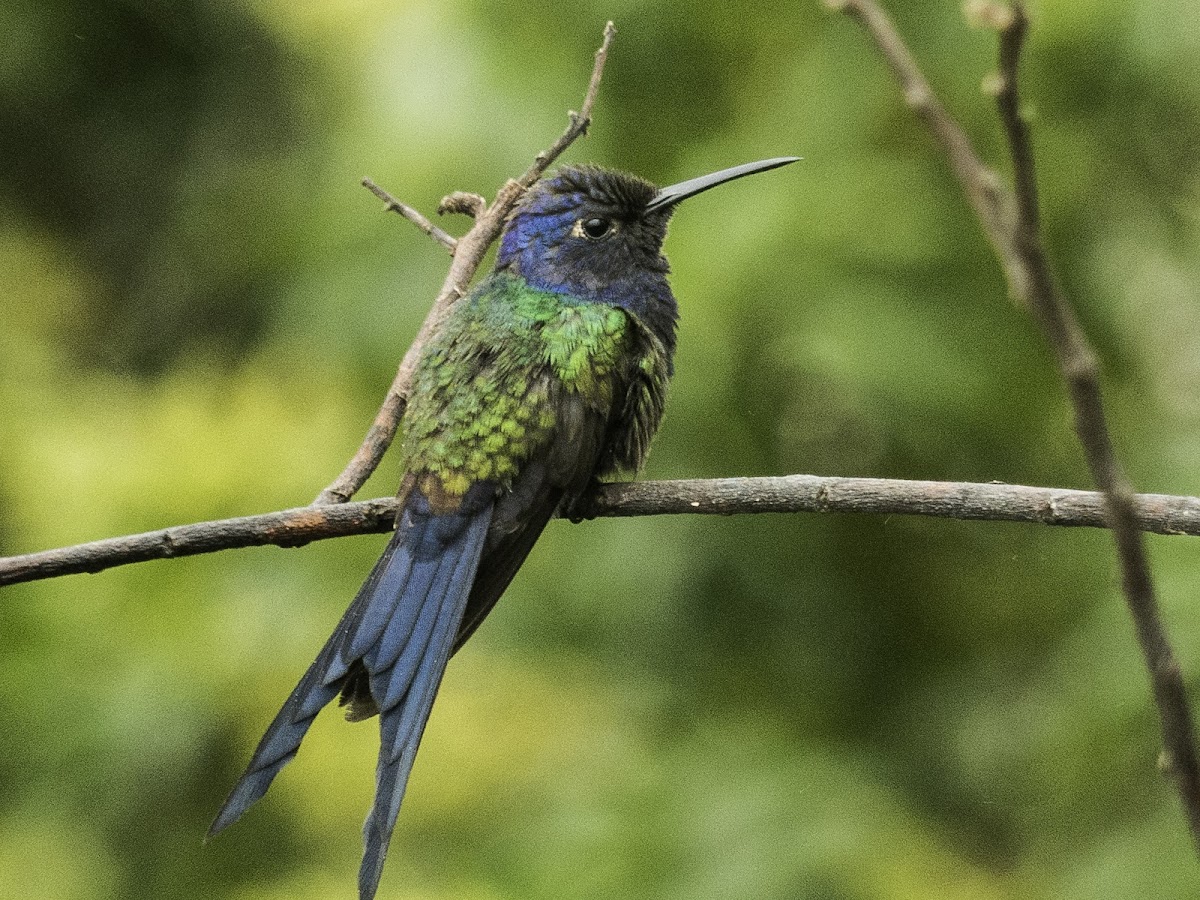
[{"left": 645, "top": 156, "right": 800, "bottom": 213}]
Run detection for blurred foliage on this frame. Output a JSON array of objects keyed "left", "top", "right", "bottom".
[{"left": 2, "top": 0, "right": 1200, "bottom": 897}]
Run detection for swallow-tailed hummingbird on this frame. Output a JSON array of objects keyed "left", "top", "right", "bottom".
[{"left": 209, "top": 155, "right": 798, "bottom": 898}]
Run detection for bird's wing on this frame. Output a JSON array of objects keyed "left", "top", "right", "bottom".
[
  {"left": 452, "top": 386, "right": 609, "bottom": 652},
  {"left": 209, "top": 485, "right": 494, "bottom": 892},
  {"left": 452, "top": 463, "right": 562, "bottom": 652},
  {"left": 596, "top": 313, "right": 672, "bottom": 477}
]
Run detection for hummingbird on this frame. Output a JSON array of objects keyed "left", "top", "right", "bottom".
[{"left": 208, "top": 155, "right": 798, "bottom": 898}]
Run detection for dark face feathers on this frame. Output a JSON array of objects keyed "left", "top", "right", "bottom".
[
  {"left": 496, "top": 165, "right": 674, "bottom": 301},
  {"left": 543, "top": 165, "right": 661, "bottom": 217}
]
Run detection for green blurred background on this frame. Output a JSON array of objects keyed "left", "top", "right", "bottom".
[{"left": 2, "top": 0, "right": 1199, "bottom": 897}]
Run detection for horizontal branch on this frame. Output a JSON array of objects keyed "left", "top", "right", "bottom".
[{"left": 4, "top": 475, "right": 1200, "bottom": 587}]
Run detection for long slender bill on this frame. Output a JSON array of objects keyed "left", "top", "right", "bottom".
[{"left": 645, "top": 156, "right": 801, "bottom": 212}]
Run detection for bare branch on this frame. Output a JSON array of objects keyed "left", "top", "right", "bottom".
[
  {"left": 518, "top": 20, "right": 617, "bottom": 185},
  {"left": 829, "top": 0, "right": 1200, "bottom": 853},
  {"left": 0, "top": 499, "right": 398, "bottom": 587},
  {"left": 824, "top": 0, "right": 1026, "bottom": 299},
  {"left": 310, "top": 390, "right": 406, "bottom": 507},
  {"left": 993, "top": 6, "right": 1038, "bottom": 230},
  {"left": 361, "top": 177, "right": 458, "bottom": 253},
  {"left": 313, "top": 21, "right": 618, "bottom": 506},
  {"left": 993, "top": 2, "right": 1200, "bottom": 844},
  {"left": 6, "top": 476, "right": 1200, "bottom": 587}
]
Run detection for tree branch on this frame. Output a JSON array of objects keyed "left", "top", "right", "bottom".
[
  {"left": 5, "top": 476, "right": 1200, "bottom": 587},
  {"left": 361, "top": 177, "right": 458, "bottom": 253},
  {"left": 824, "top": 0, "right": 1026, "bottom": 298},
  {"left": 829, "top": 0, "right": 1200, "bottom": 854},
  {"left": 994, "top": 4, "right": 1200, "bottom": 846},
  {"left": 313, "top": 21, "right": 618, "bottom": 506}
]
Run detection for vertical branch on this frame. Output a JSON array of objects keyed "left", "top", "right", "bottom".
[
  {"left": 993, "top": 8, "right": 1038, "bottom": 230},
  {"left": 829, "top": 0, "right": 1200, "bottom": 851},
  {"left": 992, "top": 3, "right": 1200, "bottom": 844}
]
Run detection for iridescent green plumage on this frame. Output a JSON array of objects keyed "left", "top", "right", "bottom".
[{"left": 399, "top": 271, "right": 656, "bottom": 499}]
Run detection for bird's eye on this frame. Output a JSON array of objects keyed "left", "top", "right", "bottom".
[{"left": 581, "top": 217, "right": 612, "bottom": 239}]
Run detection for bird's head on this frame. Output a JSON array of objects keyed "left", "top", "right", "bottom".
[{"left": 496, "top": 158, "right": 799, "bottom": 319}]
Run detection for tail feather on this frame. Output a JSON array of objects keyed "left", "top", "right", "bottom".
[
  {"left": 366, "top": 553, "right": 445, "bottom": 673},
  {"left": 381, "top": 552, "right": 465, "bottom": 763},
  {"left": 361, "top": 631, "right": 452, "bottom": 897},
  {"left": 329, "top": 522, "right": 422, "bottom": 683},
  {"left": 376, "top": 562, "right": 450, "bottom": 713},
  {"left": 207, "top": 638, "right": 342, "bottom": 836},
  {"left": 208, "top": 531, "right": 416, "bottom": 838},
  {"left": 209, "top": 489, "right": 494, "bottom": 900},
  {"left": 358, "top": 506, "right": 492, "bottom": 900}
]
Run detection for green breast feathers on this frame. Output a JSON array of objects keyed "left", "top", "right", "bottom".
[{"left": 398, "top": 273, "right": 669, "bottom": 500}]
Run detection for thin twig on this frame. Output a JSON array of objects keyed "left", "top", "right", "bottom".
[
  {"left": 361, "top": 177, "right": 458, "bottom": 253},
  {"left": 830, "top": 0, "right": 1200, "bottom": 854},
  {"left": 5, "top": 476, "right": 1200, "bottom": 587},
  {"left": 311, "top": 390, "right": 407, "bottom": 506},
  {"left": 993, "top": 6, "right": 1038, "bottom": 231},
  {"left": 824, "top": 0, "right": 1026, "bottom": 299},
  {"left": 313, "top": 21, "right": 618, "bottom": 506},
  {"left": 519, "top": 20, "right": 616, "bottom": 184}
]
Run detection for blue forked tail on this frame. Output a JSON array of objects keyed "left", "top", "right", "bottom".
[{"left": 209, "top": 489, "right": 495, "bottom": 900}]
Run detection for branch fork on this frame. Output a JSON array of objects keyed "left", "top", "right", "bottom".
[
  {"left": 831, "top": 0, "right": 1200, "bottom": 855},
  {"left": 312, "top": 21, "right": 616, "bottom": 508}
]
